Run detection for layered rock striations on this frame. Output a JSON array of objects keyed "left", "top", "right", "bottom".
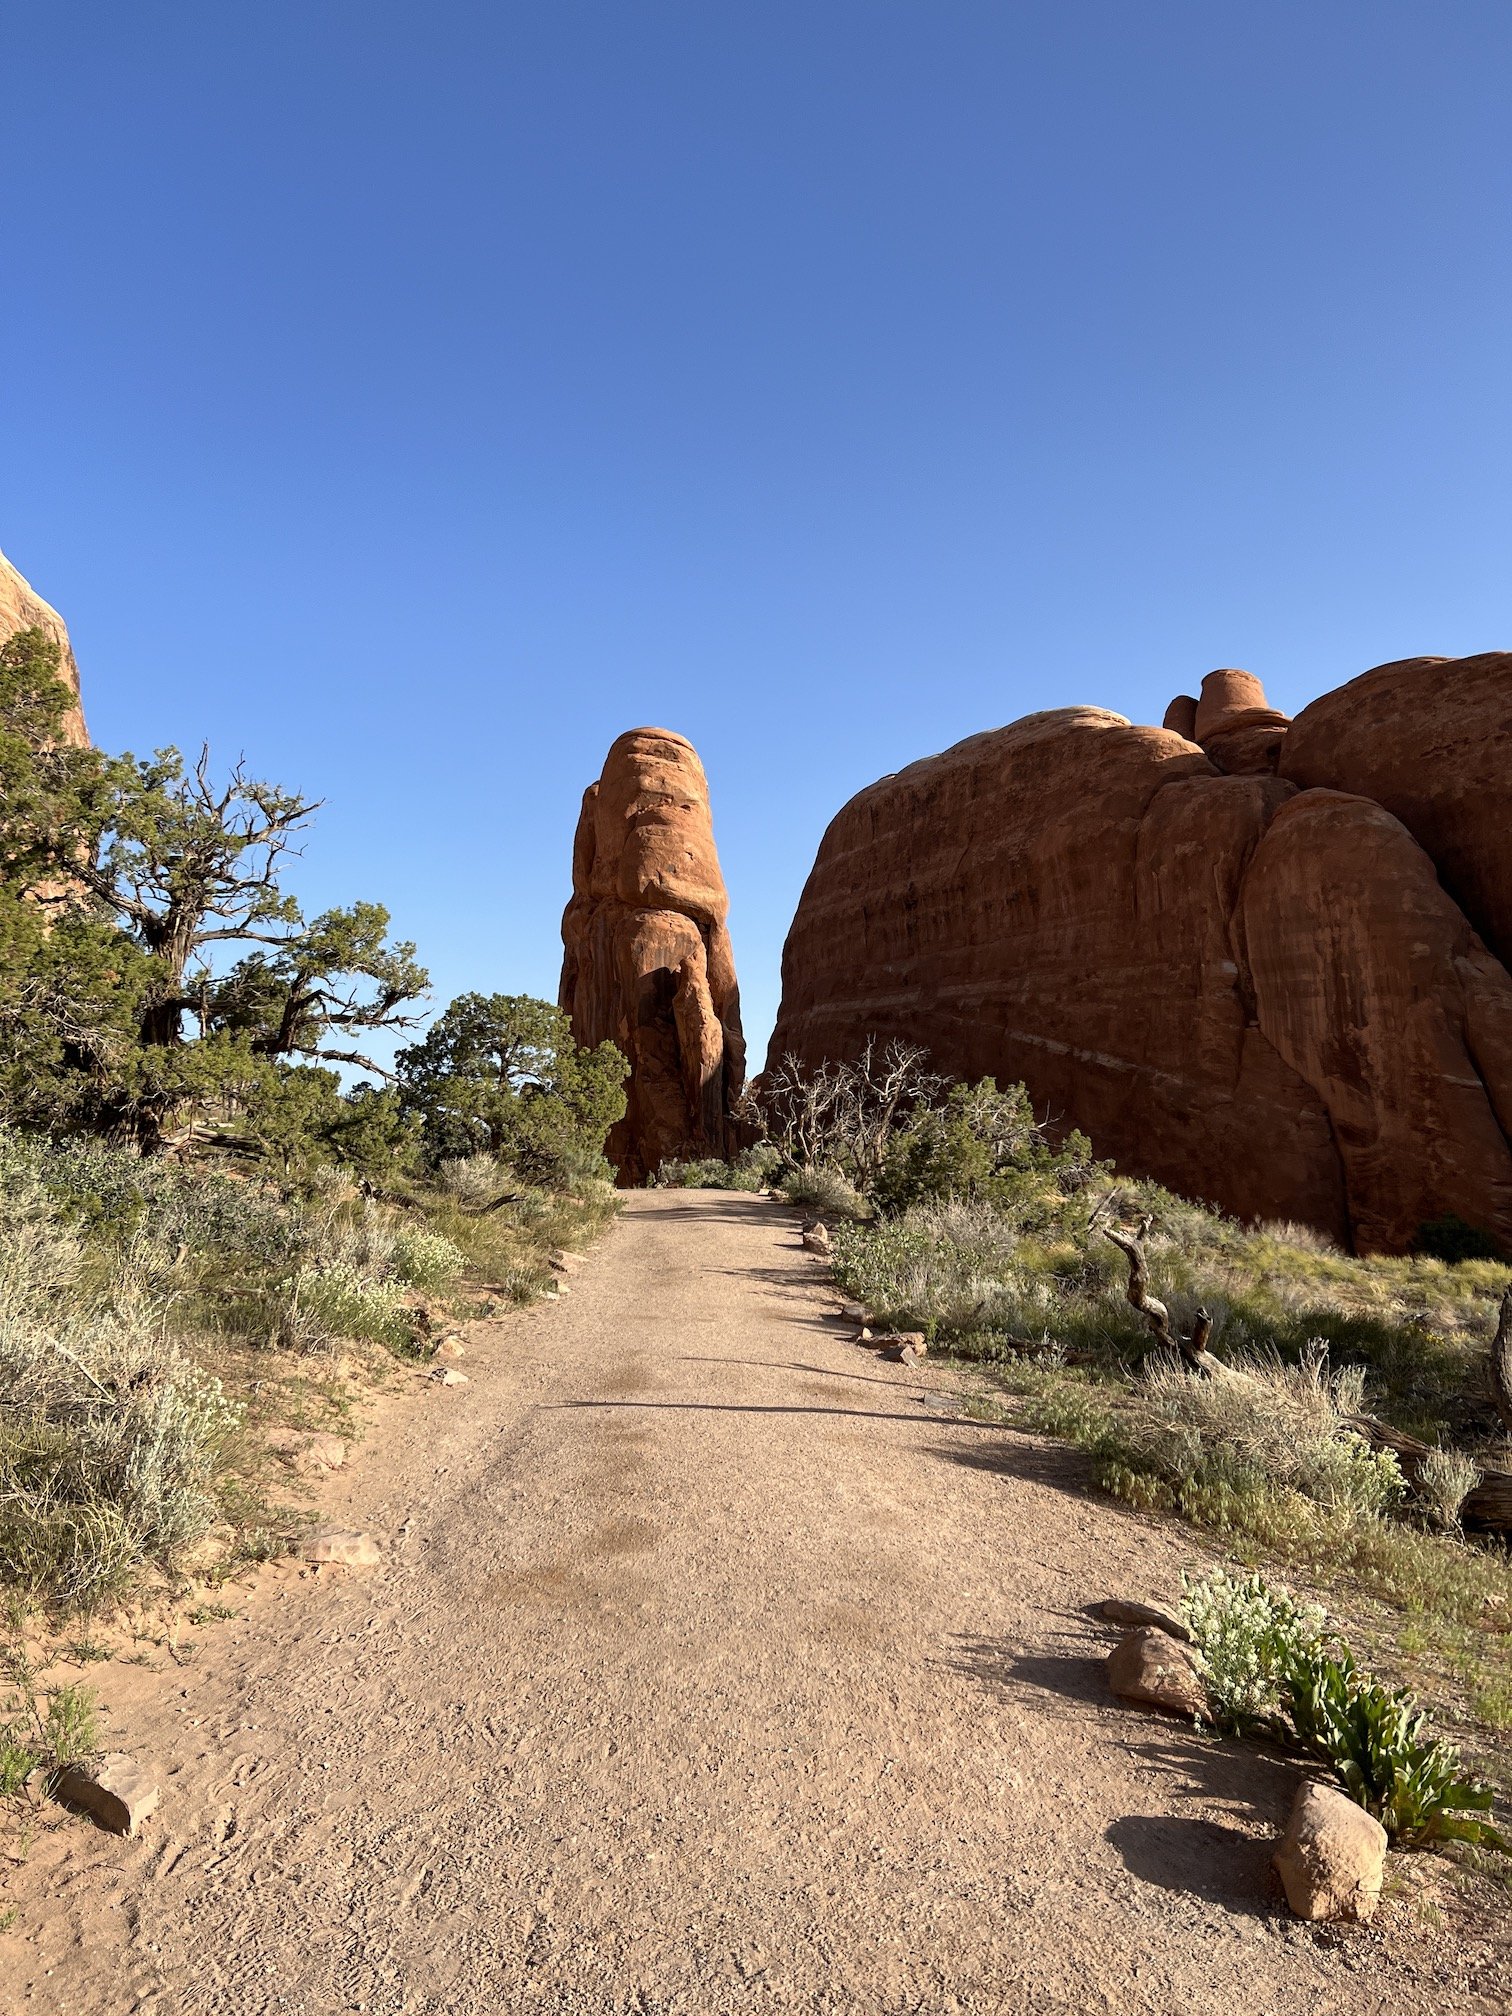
[
  {"left": 561, "top": 729, "right": 746, "bottom": 1184},
  {"left": 768, "top": 661, "right": 1512, "bottom": 1253},
  {"left": 1, "top": 546, "right": 88, "bottom": 745}
]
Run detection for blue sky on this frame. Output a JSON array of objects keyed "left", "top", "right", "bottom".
[{"left": 3, "top": 3, "right": 1508, "bottom": 1065}]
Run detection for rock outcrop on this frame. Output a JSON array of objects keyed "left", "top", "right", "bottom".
[
  {"left": 768, "top": 661, "right": 1512, "bottom": 1254},
  {"left": 561, "top": 729, "right": 745, "bottom": 1184},
  {"left": 0, "top": 545, "right": 88, "bottom": 745}
]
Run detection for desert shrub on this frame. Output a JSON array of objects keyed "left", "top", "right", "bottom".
[
  {"left": 265, "top": 1263, "right": 409, "bottom": 1355},
  {"left": 651, "top": 1157, "right": 733, "bottom": 1188},
  {"left": 875, "top": 1079, "right": 1100, "bottom": 1219},
  {"left": 1178, "top": 1569, "right": 1506, "bottom": 1850},
  {"left": 1415, "top": 1446, "right": 1480, "bottom": 1532},
  {"left": 1128, "top": 1348, "right": 1404, "bottom": 1517},
  {"left": 438, "top": 1154, "right": 511, "bottom": 1209},
  {"left": 1180, "top": 1567, "right": 1324, "bottom": 1732},
  {"left": 834, "top": 1202, "right": 1144, "bottom": 1350},
  {"left": 1414, "top": 1214, "right": 1505, "bottom": 1265},
  {"left": 652, "top": 1149, "right": 777, "bottom": 1192},
  {"left": 1018, "top": 1382, "right": 1117, "bottom": 1446},
  {"left": 0, "top": 1646, "right": 98, "bottom": 1794},
  {"left": 781, "top": 1165, "right": 870, "bottom": 1220},
  {"left": 1257, "top": 1219, "right": 1341, "bottom": 1256},
  {"left": 1284, "top": 1644, "right": 1506, "bottom": 1849},
  {"left": 390, "top": 1226, "right": 466, "bottom": 1290},
  {"left": 734, "top": 1141, "right": 784, "bottom": 1188},
  {"left": 294, "top": 1197, "right": 397, "bottom": 1279},
  {"left": 0, "top": 1229, "right": 242, "bottom": 1608},
  {"left": 14, "top": 1130, "right": 296, "bottom": 1265}
]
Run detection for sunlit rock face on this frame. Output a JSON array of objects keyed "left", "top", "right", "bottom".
[
  {"left": 1, "top": 546, "right": 88, "bottom": 745},
  {"left": 561, "top": 728, "right": 746, "bottom": 1185},
  {"left": 768, "top": 661, "right": 1512, "bottom": 1255}
]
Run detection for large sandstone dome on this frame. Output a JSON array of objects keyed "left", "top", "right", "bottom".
[
  {"left": 561, "top": 728, "right": 746, "bottom": 1184},
  {"left": 767, "top": 659, "right": 1512, "bottom": 1254}
]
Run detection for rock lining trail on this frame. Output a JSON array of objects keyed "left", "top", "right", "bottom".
[{"left": 6, "top": 1193, "right": 1507, "bottom": 2013}]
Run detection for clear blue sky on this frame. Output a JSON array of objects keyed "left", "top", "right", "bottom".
[{"left": 4, "top": 3, "right": 1508, "bottom": 1064}]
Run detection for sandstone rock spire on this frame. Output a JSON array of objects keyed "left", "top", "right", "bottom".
[{"left": 561, "top": 728, "right": 746, "bottom": 1184}]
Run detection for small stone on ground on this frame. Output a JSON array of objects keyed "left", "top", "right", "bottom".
[{"left": 53, "top": 1755, "right": 159, "bottom": 1836}]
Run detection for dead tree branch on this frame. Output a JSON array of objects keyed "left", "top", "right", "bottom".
[{"left": 1102, "top": 1215, "right": 1226, "bottom": 1375}]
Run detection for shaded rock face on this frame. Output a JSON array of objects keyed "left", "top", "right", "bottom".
[
  {"left": 561, "top": 729, "right": 746, "bottom": 1184},
  {"left": 768, "top": 662, "right": 1512, "bottom": 1254},
  {"left": 0, "top": 546, "right": 88, "bottom": 746}
]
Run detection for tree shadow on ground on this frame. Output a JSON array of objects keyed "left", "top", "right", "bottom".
[
  {"left": 623, "top": 1196, "right": 778, "bottom": 1225},
  {"left": 679, "top": 1357, "right": 927, "bottom": 1393},
  {"left": 700, "top": 1263, "right": 838, "bottom": 1331},
  {"left": 554, "top": 1398, "right": 1000, "bottom": 1429},
  {"left": 924, "top": 1427, "right": 1098, "bottom": 1493}
]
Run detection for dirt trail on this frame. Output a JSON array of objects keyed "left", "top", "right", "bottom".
[{"left": 6, "top": 1192, "right": 1507, "bottom": 2014}]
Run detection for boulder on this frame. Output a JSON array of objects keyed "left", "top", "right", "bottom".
[
  {"left": 1272, "top": 1780, "right": 1387, "bottom": 1923},
  {"left": 53, "top": 1755, "right": 159, "bottom": 1836},
  {"left": 767, "top": 662, "right": 1512, "bottom": 1254},
  {"left": 560, "top": 729, "right": 746, "bottom": 1185},
  {"left": 801, "top": 1224, "right": 832, "bottom": 1255},
  {"left": 1106, "top": 1627, "right": 1209, "bottom": 1720},
  {"left": 868, "top": 1331, "right": 927, "bottom": 1360},
  {"left": 429, "top": 1365, "right": 469, "bottom": 1385}
]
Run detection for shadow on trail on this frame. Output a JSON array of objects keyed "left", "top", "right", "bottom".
[
  {"left": 678, "top": 1356, "right": 928, "bottom": 1392},
  {"left": 924, "top": 1430, "right": 1096, "bottom": 1492},
  {"left": 623, "top": 1196, "right": 785, "bottom": 1225},
  {"left": 554, "top": 1399, "right": 1001, "bottom": 1429},
  {"left": 1105, "top": 1812, "right": 1281, "bottom": 1914},
  {"left": 947, "top": 1629, "right": 1297, "bottom": 1918}
]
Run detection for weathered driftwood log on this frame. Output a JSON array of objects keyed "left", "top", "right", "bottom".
[
  {"left": 1344, "top": 1291, "right": 1512, "bottom": 1536},
  {"left": 1344, "top": 1411, "right": 1512, "bottom": 1536},
  {"left": 1101, "top": 1216, "right": 1230, "bottom": 1376}
]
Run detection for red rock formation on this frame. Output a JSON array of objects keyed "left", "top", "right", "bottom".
[
  {"left": 768, "top": 663, "right": 1512, "bottom": 1253},
  {"left": 1279, "top": 653, "right": 1512, "bottom": 970},
  {"left": 561, "top": 729, "right": 745, "bottom": 1184},
  {"left": 1166, "top": 667, "right": 1290, "bottom": 775},
  {"left": 0, "top": 546, "right": 88, "bottom": 746}
]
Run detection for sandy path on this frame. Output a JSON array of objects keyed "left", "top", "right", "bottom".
[{"left": 5, "top": 1192, "right": 1507, "bottom": 2015}]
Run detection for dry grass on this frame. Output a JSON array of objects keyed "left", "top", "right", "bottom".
[
  {"left": 832, "top": 1179, "right": 1512, "bottom": 1780},
  {"left": 0, "top": 1126, "right": 618, "bottom": 1617}
]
